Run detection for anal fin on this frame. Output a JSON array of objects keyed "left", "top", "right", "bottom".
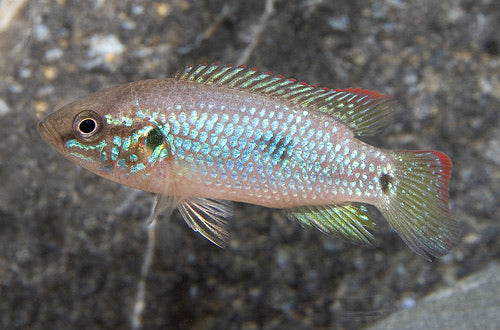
[
  {"left": 286, "top": 204, "right": 376, "bottom": 245},
  {"left": 177, "top": 198, "right": 233, "bottom": 247}
]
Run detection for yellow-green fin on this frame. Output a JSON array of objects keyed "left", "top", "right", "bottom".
[
  {"left": 175, "top": 63, "right": 396, "bottom": 135},
  {"left": 377, "top": 151, "right": 457, "bottom": 260},
  {"left": 285, "top": 204, "right": 376, "bottom": 245}
]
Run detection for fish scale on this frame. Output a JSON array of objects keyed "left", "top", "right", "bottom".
[
  {"left": 39, "top": 63, "right": 458, "bottom": 260},
  {"left": 120, "top": 93, "right": 387, "bottom": 208}
]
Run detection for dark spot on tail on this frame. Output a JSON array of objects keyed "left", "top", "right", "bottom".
[{"left": 379, "top": 174, "right": 393, "bottom": 193}]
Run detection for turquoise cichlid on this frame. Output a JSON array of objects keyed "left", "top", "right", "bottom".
[{"left": 39, "top": 63, "right": 457, "bottom": 259}]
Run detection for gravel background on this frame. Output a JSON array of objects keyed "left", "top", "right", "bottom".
[{"left": 0, "top": 0, "right": 498, "bottom": 329}]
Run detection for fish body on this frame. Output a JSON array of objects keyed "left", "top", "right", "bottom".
[{"left": 39, "top": 64, "right": 457, "bottom": 259}]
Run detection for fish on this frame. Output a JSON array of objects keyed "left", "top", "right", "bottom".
[{"left": 38, "top": 63, "right": 458, "bottom": 259}]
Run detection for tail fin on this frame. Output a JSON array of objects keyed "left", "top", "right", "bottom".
[{"left": 378, "top": 151, "right": 458, "bottom": 260}]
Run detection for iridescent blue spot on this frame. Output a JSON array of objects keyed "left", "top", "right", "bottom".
[
  {"left": 212, "top": 145, "right": 221, "bottom": 157},
  {"left": 214, "top": 122, "right": 224, "bottom": 135},
  {"left": 172, "top": 121, "right": 181, "bottom": 135},
  {"left": 206, "top": 155, "right": 214, "bottom": 167},
  {"left": 71, "top": 152, "right": 94, "bottom": 162},
  {"left": 111, "top": 146, "right": 119, "bottom": 161},
  {"left": 264, "top": 130, "right": 273, "bottom": 141},
  {"left": 218, "top": 136, "right": 227, "bottom": 147},
  {"left": 117, "top": 158, "right": 127, "bottom": 169},
  {"left": 160, "top": 123, "right": 170, "bottom": 136},
  {"left": 241, "top": 172, "right": 248, "bottom": 182},
  {"left": 247, "top": 162, "right": 254, "bottom": 174},
  {"left": 160, "top": 148, "right": 169, "bottom": 159},
  {"left": 174, "top": 137, "right": 182, "bottom": 148},
  {"left": 66, "top": 139, "right": 107, "bottom": 152},
  {"left": 254, "top": 128, "right": 263, "bottom": 140},
  {"left": 242, "top": 149, "right": 251, "bottom": 162},
  {"left": 190, "top": 129, "right": 199, "bottom": 139},
  {"left": 298, "top": 126, "right": 306, "bottom": 136},
  {"left": 196, "top": 113, "right": 207, "bottom": 130},
  {"left": 178, "top": 112, "right": 186, "bottom": 123},
  {"left": 221, "top": 145, "right": 231, "bottom": 159},
  {"left": 201, "top": 143, "right": 210, "bottom": 155},
  {"left": 199, "top": 131, "right": 208, "bottom": 143},
  {"left": 192, "top": 142, "right": 201, "bottom": 153},
  {"left": 189, "top": 111, "right": 198, "bottom": 125},
  {"left": 226, "top": 159, "right": 234, "bottom": 170},
  {"left": 149, "top": 145, "right": 163, "bottom": 164},
  {"left": 248, "top": 140, "right": 257, "bottom": 152},
  {"left": 136, "top": 110, "right": 146, "bottom": 119},
  {"left": 236, "top": 160, "right": 244, "bottom": 172},
  {"left": 130, "top": 163, "right": 146, "bottom": 173},
  {"left": 252, "top": 149, "right": 261, "bottom": 162},
  {"left": 256, "top": 162, "right": 263, "bottom": 174},
  {"left": 262, "top": 118, "right": 269, "bottom": 129},
  {"left": 209, "top": 133, "right": 218, "bottom": 145},
  {"left": 245, "top": 126, "right": 254, "bottom": 138},
  {"left": 196, "top": 154, "right": 204, "bottom": 166},
  {"left": 229, "top": 135, "right": 238, "bottom": 148},
  {"left": 224, "top": 123, "right": 234, "bottom": 136},
  {"left": 234, "top": 125, "right": 244, "bottom": 138},
  {"left": 182, "top": 140, "right": 192, "bottom": 151},
  {"left": 205, "top": 114, "right": 218, "bottom": 130},
  {"left": 122, "top": 136, "right": 131, "bottom": 151},
  {"left": 113, "top": 136, "right": 122, "bottom": 146},
  {"left": 242, "top": 115, "right": 250, "bottom": 125},
  {"left": 238, "top": 138, "right": 247, "bottom": 149},
  {"left": 266, "top": 163, "right": 273, "bottom": 176},
  {"left": 232, "top": 113, "right": 239, "bottom": 124},
  {"left": 185, "top": 154, "right": 194, "bottom": 164},
  {"left": 199, "top": 165, "right": 207, "bottom": 176},
  {"left": 232, "top": 148, "right": 240, "bottom": 158},
  {"left": 182, "top": 122, "right": 190, "bottom": 136},
  {"left": 129, "top": 154, "right": 137, "bottom": 162}
]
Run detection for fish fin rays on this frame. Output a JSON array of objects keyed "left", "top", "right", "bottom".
[
  {"left": 285, "top": 203, "right": 376, "bottom": 245},
  {"left": 149, "top": 194, "right": 177, "bottom": 224},
  {"left": 175, "top": 63, "right": 395, "bottom": 136},
  {"left": 176, "top": 197, "right": 233, "bottom": 247},
  {"left": 377, "top": 151, "right": 458, "bottom": 260}
]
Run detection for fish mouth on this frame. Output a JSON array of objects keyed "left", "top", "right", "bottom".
[{"left": 38, "top": 120, "right": 64, "bottom": 152}]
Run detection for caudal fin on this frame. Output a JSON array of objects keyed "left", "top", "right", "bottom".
[{"left": 378, "top": 151, "right": 458, "bottom": 260}]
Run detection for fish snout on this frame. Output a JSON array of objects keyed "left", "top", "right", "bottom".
[{"left": 38, "top": 119, "right": 64, "bottom": 152}]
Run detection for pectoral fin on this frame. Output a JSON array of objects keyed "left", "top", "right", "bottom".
[
  {"left": 285, "top": 204, "right": 376, "bottom": 245},
  {"left": 177, "top": 198, "right": 233, "bottom": 247}
]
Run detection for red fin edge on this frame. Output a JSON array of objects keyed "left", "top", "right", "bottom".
[{"left": 412, "top": 150, "right": 452, "bottom": 205}]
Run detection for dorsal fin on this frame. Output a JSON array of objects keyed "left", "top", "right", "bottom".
[{"left": 175, "top": 63, "right": 396, "bottom": 135}]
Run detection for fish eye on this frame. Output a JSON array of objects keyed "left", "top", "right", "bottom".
[{"left": 72, "top": 110, "right": 104, "bottom": 142}]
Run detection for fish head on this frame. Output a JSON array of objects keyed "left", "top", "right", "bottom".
[{"left": 38, "top": 83, "right": 171, "bottom": 191}]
